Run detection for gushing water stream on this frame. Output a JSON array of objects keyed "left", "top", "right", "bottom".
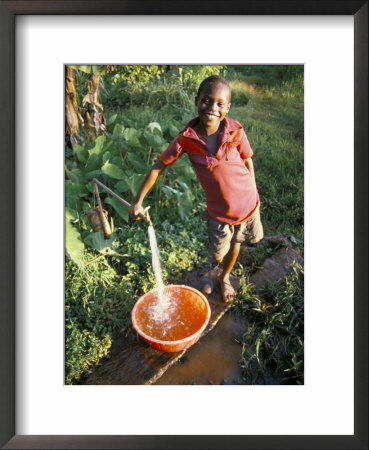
[
  {"left": 147, "top": 225, "right": 170, "bottom": 324},
  {"left": 147, "top": 225, "right": 164, "bottom": 299},
  {"left": 146, "top": 225, "right": 199, "bottom": 339}
]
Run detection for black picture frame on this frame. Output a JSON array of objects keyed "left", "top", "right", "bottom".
[{"left": 1, "top": 1, "right": 367, "bottom": 449}]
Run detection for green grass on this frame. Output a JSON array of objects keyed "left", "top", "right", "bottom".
[
  {"left": 227, "top": 67, "right": 304, "bottom": 239},
  {"left": 65, "top": 65, "right": 304, "bottom": 384},
  {"left": 232, "top": 248, "right": 304, "bottom": 384}
]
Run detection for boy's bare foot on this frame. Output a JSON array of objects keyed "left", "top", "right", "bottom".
[
  {"left": 198, "top": 267, "right": 220, "bottom": 295},
  {"left": 200, "top": 276, "right": 215, "bottom": 295},
  {"left": 219, "top": 276, "right": 236, "bottom": 303}
]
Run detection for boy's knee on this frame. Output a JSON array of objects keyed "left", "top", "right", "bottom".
[
  {"left": 206, "top": 254, "right": 223, "bottom": 268},
  {"left": 230, "top": 239, "right": 241, "bottom": 249}
]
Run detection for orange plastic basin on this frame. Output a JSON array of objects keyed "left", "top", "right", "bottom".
[{"left": 131, "top": 285, "right": 211, "bottom": 352}]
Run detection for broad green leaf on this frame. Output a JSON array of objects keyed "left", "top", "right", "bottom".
[
  {"left": 111, "top": 156, "right": 122, "bottom": 167},
  {"left": 126, "top": 152, "right": 149, "bottom": 172},
  {"left": 143, "top": 131, "right": 163, "bottom": 149},
  {"left": 65, "top": 206, "right": 78, "bottom": 221},
  {"left": 114, "top": 180, "right": 130, "bottom": 193},
  {"left": 104, "top": 140, "right": 120, "bottom": 157},
  {"left": 85, "top": 153, "right": 102, "bottom": 172},
  {"left": 65, "top": 220, "right": 84, "bottom": 268},
  {"left": 168, "top": 123, "right": 179, "bottom": 139},
  {"left": 146, "top": 121, "right": 162, "bottom": 136},
  {"left": 86, "top": 181, "right": 95, "bottom": 194},
  {"left": 84, "top": 169, "right": 102, "bottom": 180},
  {"left": 88, "top": 135, "right": 105, "bottom": 156},
  {"left": 65, "top": 167, "right": 86, "bottom": 184},
  {"left": 112, "top": 123, "right": 124, "bottom": 140},
  {"left": 120, "top": 140, "right": 136, "bottom": 153},
  {"left": 123, "top": 128, "right": 141, "bottom": 148},
  {"left": 102, "top": 151, "right": 112, "bottom": 165},
  {"left": 106, "top": 113, "right": 118, "bottom": 126},
  {"left": 65, "top": 180, "right": 85, "bottom": 209},
  {"left": 74, "top": 144, "right": 89, "bottom": 164},
  {"left": 84, "top": 232, "right": 122, "bottom": 255},
  {"left": 127, "top": 174, "right": 145, "bottom": 196},
  {"left": 104, "top": 197, "right": 129, "bottom": 222},
  {"left": 101, "top": 162, "right": 125, "bottom": 180},
  {"left": 66, "top": 180, "right": 85, "bottom": 198}
]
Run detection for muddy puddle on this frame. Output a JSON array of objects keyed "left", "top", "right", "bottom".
[{"left": 154, "top": 311, "right": 248, "bottom": 385}]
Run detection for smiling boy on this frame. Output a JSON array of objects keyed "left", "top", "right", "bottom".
[{"left": 129, "top": 75, "right": 263, "bottom": 302}]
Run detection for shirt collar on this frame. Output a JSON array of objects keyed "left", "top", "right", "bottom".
[{"left": 181, "top": 117, "right": 241, "bottom": 142}]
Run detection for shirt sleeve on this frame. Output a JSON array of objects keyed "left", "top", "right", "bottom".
[
  {"left": 159, "top": 136, "right": 184, "bottom": 166},
  {"left": 238, "top": 129, "right": 253, "bottom": 160}
]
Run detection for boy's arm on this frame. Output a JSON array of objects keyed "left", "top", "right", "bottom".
[
  {"left": 244, "top": 157, "right": 256, "bottom": 188},
  {"left": 129, "top": 160, "right": 166, "bottom": 219}
]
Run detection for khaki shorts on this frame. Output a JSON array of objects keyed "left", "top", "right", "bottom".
[{"left": 207, "top": 205, "right": 264, "bottom": 263}]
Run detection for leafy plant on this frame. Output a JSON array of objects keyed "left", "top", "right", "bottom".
[{"left": 65, "top": 106, "right": 205, "bottom": 268}]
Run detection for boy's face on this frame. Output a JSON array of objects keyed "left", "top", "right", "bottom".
[{"left": 195, "top": 82, "right": 231, "bottom": 131}]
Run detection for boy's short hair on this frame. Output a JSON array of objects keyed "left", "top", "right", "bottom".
[{"left": 196, "top": 75, "right": 231, "bottom": 101}]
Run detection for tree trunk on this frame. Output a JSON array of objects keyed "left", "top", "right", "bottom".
[
  {"left": 65, "top": 67, "right": 81, "bottom": 146},
  {"left": 82, "top": 73, "right": 106, "bottom": 140}
]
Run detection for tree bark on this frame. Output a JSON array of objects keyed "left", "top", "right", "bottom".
[
  {"left": 65, "top": 67, "right": 81, "bottom": 145},
  {"left": 82, "top": 73, "right": 106, "bottom": 139}
]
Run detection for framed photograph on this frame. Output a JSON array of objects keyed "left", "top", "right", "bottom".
[{"left": 1, "top": 1, "right": 367, "bottom": 449}]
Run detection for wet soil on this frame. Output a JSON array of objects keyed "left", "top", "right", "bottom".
[{"left": 154, "top": 311, "right": 248, "bottom": 385}]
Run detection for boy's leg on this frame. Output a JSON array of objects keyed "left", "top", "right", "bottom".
[
  {"left": 219, "top": 205, "right": 264, "bottom": 302},
  {"left": 219, "top": 240, "right": 241, "bottom": 302},
  {"left": 198, "top": 216, "right": 232, "bottom": 295},
  {"left": 201, "top": 207, "right": 263, "bottom": 300}
]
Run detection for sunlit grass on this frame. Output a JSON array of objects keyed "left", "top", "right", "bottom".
[
  {"left": 227, "top": 71, "right": 304, "bottom": 239},
  {"left": 233, "top": 263, "right": 304, "bottom": 385}
]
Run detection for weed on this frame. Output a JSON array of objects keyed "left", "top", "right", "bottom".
[{"left": 233, "top": 263, "right": 304, "bottom": 384}]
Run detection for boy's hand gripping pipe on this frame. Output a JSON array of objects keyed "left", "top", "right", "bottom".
[{"left": 92, "top": 178, "right": 153, "bottom": 226}]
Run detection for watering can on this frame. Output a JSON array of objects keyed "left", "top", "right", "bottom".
[{"left": 87, "top": 178, "right": 152, "bottom": 238}]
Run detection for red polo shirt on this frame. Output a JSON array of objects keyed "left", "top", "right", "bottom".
[{"left": 159, "top": 117, "right": 259, "bottom": 225}]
